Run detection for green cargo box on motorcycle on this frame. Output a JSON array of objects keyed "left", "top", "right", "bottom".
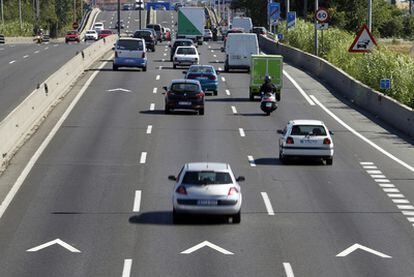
[{"left": 249, "top": 54, "right": 283, "bottom": 101}]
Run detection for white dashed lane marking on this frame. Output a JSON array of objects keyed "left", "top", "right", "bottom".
[
  {"left": 239, "top": 128, "right": 245, "bottom": 137},
  {"left": 283, "top": 262, "right": 295, "bottom": 277},
  {"left": 225, "top": 89, "right": 231, "bottom": 96},
  {"left": 146, "top": 125, "right": 152, "bottom": 134},
  {"left": 140, "top": 152, "right": 147, "bottom": 164},
  {"left": 150, "top": 103, "right": 155, "bottom": 110},
  {"left": 247, "top": 155, "right": 256, "bottom": 167},
  {"left": 34, "top": 50, "right": 39, "bottom": 54},
  {"left": 133, "top": 190, "right": 142, "bottom": 212},
  {"left": 156, "top": 75, "right": 160, "bottom": 80},
  {"left": 9, "top": 60, "right": 16, "bottom": 64},
  {"left": 221, "top": 76, "right": 226, "bottom": 82},
  {"left": 23, "top": 55, "right": 29, "bottom": 58},
  {"left": 153, "top": 87, "right": 158, "bottom": 94},
  {"left": 231, "top": 106, "right": 237, "bottom": 114},
  {"left": 122, "top": 259, "right": 132, "bottom": 277},
  {"left": 261, "top": 192, "right": 275, "bottom": 215}
]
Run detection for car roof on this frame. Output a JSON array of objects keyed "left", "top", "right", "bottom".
[
  {"left": 171, "top": 79, "right": 201, "bottom": 85},
  {"left": 185, "top": 162, "right": 230, "bottom": 172},
  {"left": 174, "top": 39, "right": 193, "bottom": 43},
  {"left": 176, "top": 45, "right": 196, "bottom": 49},
  {"left": 117, "top": 37, "right": 143, "bottom": 42},
  {"left": 289, "top": 119, "right": 325, "bottom": 125}
]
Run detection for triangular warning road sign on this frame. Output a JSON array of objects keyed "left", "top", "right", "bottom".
[{"left": 349, "top": 24, "right": 377, "bottom": 53}]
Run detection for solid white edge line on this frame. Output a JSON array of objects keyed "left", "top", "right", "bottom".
[
  {"left": 140, "top": 152, "right": 147, "bottom": 164},
  {"left": 283, "top": 262, "right": 295, "bottom": 277},
  {"left": 309, "top": 94, "right": 414, "bottom": 172},
  {"left": 150, "top": 103, "right": 155, "bottom": 111},
  {"left": 283, "top": 70, "right": 315, "bottom": 105},
  {"left": 0, "top": 56, "right": 111, "bottom": 220},
  {"left": 239, "top": 128, "right": 245, "bottom": 137},
  {"left": 261, "top": 192, "right": 275, "bottom": 215},
  {"left": 122, "top": 259, "right": 133, "bottom": 277},
  {"left": 133, "top": 190, "right": 142, "bottom": 212},
  {"left": 231, "top": 106, "right": 237, "bottom": 114},
  {"left": 146, "top": 125, "right": 152, "bottom": 134}
]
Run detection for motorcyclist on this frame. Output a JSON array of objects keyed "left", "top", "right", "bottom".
[{"left": 260, "top": 75, "right": 279, "bottom": 100}]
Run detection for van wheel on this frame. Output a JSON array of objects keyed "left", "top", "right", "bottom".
[
  {"left": 199, "top": 108, "right": 204, "bottom": 115},
  {"left": 249, "top": 93, "right": 254, "bottom": 101},
  {"left": 143, "top": 66, "right": 147, "bottom": 72},
  {"left": 173, "top": 64, "right": 177, "bottom": 69},
  {"left": 172, "top": 209, "right": 182, "bottom": 224},
  {"left": 113, "top": 65, "right": 118, "bottom": 71},
  {"left": 224, "top": 64, "right": 229, "bottom": 72}
]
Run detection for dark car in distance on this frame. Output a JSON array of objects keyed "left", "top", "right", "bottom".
[
  {"left": 169, "top": 39, "right": 194, "bottom": 61},
  {"left": 163, "top": 79, "right": 205, "bottom": 115},
  {"left": 133, "top": 30, "right": 156, "bottom": 52},
  {"left": 146, "top": 24, "right": 163, "bottom": 42}
]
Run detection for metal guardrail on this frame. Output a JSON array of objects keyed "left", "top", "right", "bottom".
[{"left": 0, "top": 34, "right": 5, "bottom": 44}]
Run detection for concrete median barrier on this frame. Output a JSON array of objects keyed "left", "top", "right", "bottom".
[
  {"left": 259, "top": 35, "right": 414, "bottom": 138},
  {"left": 0, "top": 35, "right": 117, "bottom": 172}
]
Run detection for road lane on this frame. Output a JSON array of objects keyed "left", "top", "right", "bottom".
[{"left": 0, "top": 9, "right": 413, "bottom": 277}]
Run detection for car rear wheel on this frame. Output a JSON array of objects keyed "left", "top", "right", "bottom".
[
  {"left": 325, "top": 157, "right": 333, "bottom": 165},
  {"left": 172, "top": 209, "right": 182, "bottom": 224},
  {"left": 113, "top": 65, "right": 118, "bottom": 71},
  {"left": 173, "top": 64, "right": 177, "bottom": 69},
  {"left": 213, "top": 90, "right": 218, "bottom": 96},
  {"left": 143, "top": 66, "right": 147, "bottom": 72},
  {"left": 279, "top": 150, "right": 287, "bottom": 164},
  {"left": 199, "top": 108, "right": 204, "bottom": 115},
  {"left": 249, "top": 93, "right": 254, "bottom": 101},
  {"left": 232, "top": 211, "right": 241, "bottom": 224},
  {"left": 165, "top": 106, "right": 171, "bottom": 114}
]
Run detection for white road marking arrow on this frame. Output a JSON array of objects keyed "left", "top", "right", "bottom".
[
  {"left": 336, "top": 243, "right": 391, "bottom": 258},
  {"left": 106, "top": 88, "right": 132, "bottom": 93},
  {"left": 26, "top": 239, "right": 81, "bottom": 253},
  {"left": 180, "top": 241, "right": 233, "bottom": 255}
]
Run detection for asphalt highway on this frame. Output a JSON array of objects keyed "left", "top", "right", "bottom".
[{"left": 0, "top": 10, "right": 413, "bottom": 277}]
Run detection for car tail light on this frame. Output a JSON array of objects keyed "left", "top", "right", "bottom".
[
  {"left": 142, "top": 52, "right": 146, "bottom": 58},
  {"left": 196, "top": 92, "right": 204, "bottom": 99},
  {"left": 286, "top": 137, "right": 294, "bottom": 144},
  {"left": 208, "top": 75, "right": 216, "bottom": 80},
  {"left": 176, "top": 186, "right": 187, "bottom": 195},
  {"left": 228, "top": 187, "right": 239, "bottom": 196},
  {"left": 323, "top": 138, "right": 331, "bottom": 145}
]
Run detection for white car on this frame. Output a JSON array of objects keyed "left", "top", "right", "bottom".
[
  {"left": 93, "top": 22, "right": 104, "bottom": 33},
  {"left": 204, "top": 29, "right": 213, "bottom": 41},
  {"left": 84, "top": 30, "right": 98, "bottom": 41},
  {"left": 169, "top": 162, "right": 244, "bottom": 223},
  {"left": 278, "top": 119, "right": 334, "bottom": 165},
  {"left": 173, "top": 46, "right": 199, "bottom": 69}
]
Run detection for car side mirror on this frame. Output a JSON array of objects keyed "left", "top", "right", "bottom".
[
  {"left": 236, "top": 176, "right": 245, "bottom": 182},
  {"left": 112, "top": 47, "right": 115, "bottom": 50},
  {"left": 277, "top": 129, "right": 283, "bottom": 134},
  {"left": 329, "top": 131, "right": 334, "bottom": 136},
  {"left": 168, "top": 175, "right": 177, "bottom": 181}
]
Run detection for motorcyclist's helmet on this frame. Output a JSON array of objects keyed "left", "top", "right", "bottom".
[{"left": 264, "top": 75, "right": 272, "bottom": 83}]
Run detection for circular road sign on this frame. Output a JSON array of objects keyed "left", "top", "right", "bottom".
[
  {"left": 315, "top": 8, "right": 329, "bottom": 23},
  {"left": 72, "top": 22, "right": 79, "bottom": 29}
]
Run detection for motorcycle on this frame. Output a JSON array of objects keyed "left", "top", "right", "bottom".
[
  {"left": 260, "top": 92, "right": 278, "bottom": 116},
  {"left": 35, "top": 35, "right": 43, "bottom": 44}
]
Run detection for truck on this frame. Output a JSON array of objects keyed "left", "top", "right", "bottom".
[
  {"left": 231, "top": 17, "right": 253, "bottom": 33},
  {"left": 249, "top": 54, "right": 283, "bottom": 101},
  {"left": 177, "top": 7, "right": 205, "bottom": 45}
]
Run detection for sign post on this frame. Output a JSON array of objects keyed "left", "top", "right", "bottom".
[{"left": 314, "top": 7, "right": 330, "bottom": 56}]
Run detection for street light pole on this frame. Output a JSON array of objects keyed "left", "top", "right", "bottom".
[
  {"left": 368, "top": 0, "right": 372, "bottom": 32},
  {"left": 19, "top": 0, "right": 22, "bottom": 29},
  {"left": 117, "top": 0, "right": 120, "bottom": 36},
  {"left": 1, "top": 0, "right": 4, "bottom": 26},
  {"left": 314, "top": 0, "right": 318, "bottom": 56},
  {"left": 139, "top": 1, "right": 142, "bottom": 29}
]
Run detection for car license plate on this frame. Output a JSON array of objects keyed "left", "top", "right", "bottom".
[
  {"left": 125, "top": 59, "right": 134, "bottom": 63},
  {"left": 179, "top": 101, "right": 192, "bottom": 106},
  {"left": 197, "top": 200, "right": 218, "bottom": 206},
  {"left": 300, "top": 139, "right": 317, "bottom": 144},
  {"left": 266, "top": 102, "right": 273, "bottom": 107}
]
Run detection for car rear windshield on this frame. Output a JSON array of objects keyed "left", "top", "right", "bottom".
[
  {"left": 67, "top": 31, "right": 78, "bottom": 35},
  {"left": 291, "top": 125, "right": 327, "bottom": 136},
  {"left": 174, "top": 41, "right": 192, "bottom": 47},
  {"left": 177, "top": 48, "right": 196, "bottom": 55},
  {"left": 86, "top": 31, "right": 96, "bottom": 34},
  {"left": 182, "top": 171, "right": 232, "bottom": 185},
  {"left": 101, "top": 30, "right": 112, "bottom": 34},
  {"left": 134, "top": 31, "right": 151, "bottom": 38},
  {"left": 147, "top": 24, "right": 160, "bottom": 31},
  {"left": 116, "top": 40, "right": 144, "bottom": 51},
  {"left": 189, "top": 66, "right": 214, "bottom": 74},
  {"left": 171, "top": 83, "right": 199, "bottom": 93}
]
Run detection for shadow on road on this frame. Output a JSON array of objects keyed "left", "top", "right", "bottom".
[{"left": 129, "top": 211, "right": 230, "bottom": 225}]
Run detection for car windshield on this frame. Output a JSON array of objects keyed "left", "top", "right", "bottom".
[
  {"left": 171, "top": 83, "right": 199, "bottom": 93},
  {"left": 174, "top": 41, "right": 192, "bottom": 47},
  {"left": 182, "top": 171, "right": 232, "bottom": 185},
  {"left": 177, "top": 48, "right": 196, "bottom": 55},
  {"left": 189, "top": 66, "right": 214, "bottom": 74},
  {"left": 116, "top": 40, "right": 144, "bottom": 51},
  {"left": 291, "top": 125, "right": 327, "bottom": 136}
]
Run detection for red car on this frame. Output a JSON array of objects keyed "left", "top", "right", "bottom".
[
  {"left": 65, "top": 30, "right": 80, "bottom": 43},
  {"left": 99, "top": 29, "right": 113, "bottom": 39}
]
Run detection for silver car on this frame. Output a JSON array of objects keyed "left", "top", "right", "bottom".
[{"left": 169, "top": 162, "right": 244, "bottom": 223}]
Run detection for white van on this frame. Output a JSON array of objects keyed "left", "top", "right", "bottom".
[
  {"left": 224, "top": 33, "right": 259, "bottom": 72},
  {"left": 93, "top": 22, "right": 104, "bottom": 33},
  {"left": 231, "top": 17, "right": 253, "bottom": 33}
]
